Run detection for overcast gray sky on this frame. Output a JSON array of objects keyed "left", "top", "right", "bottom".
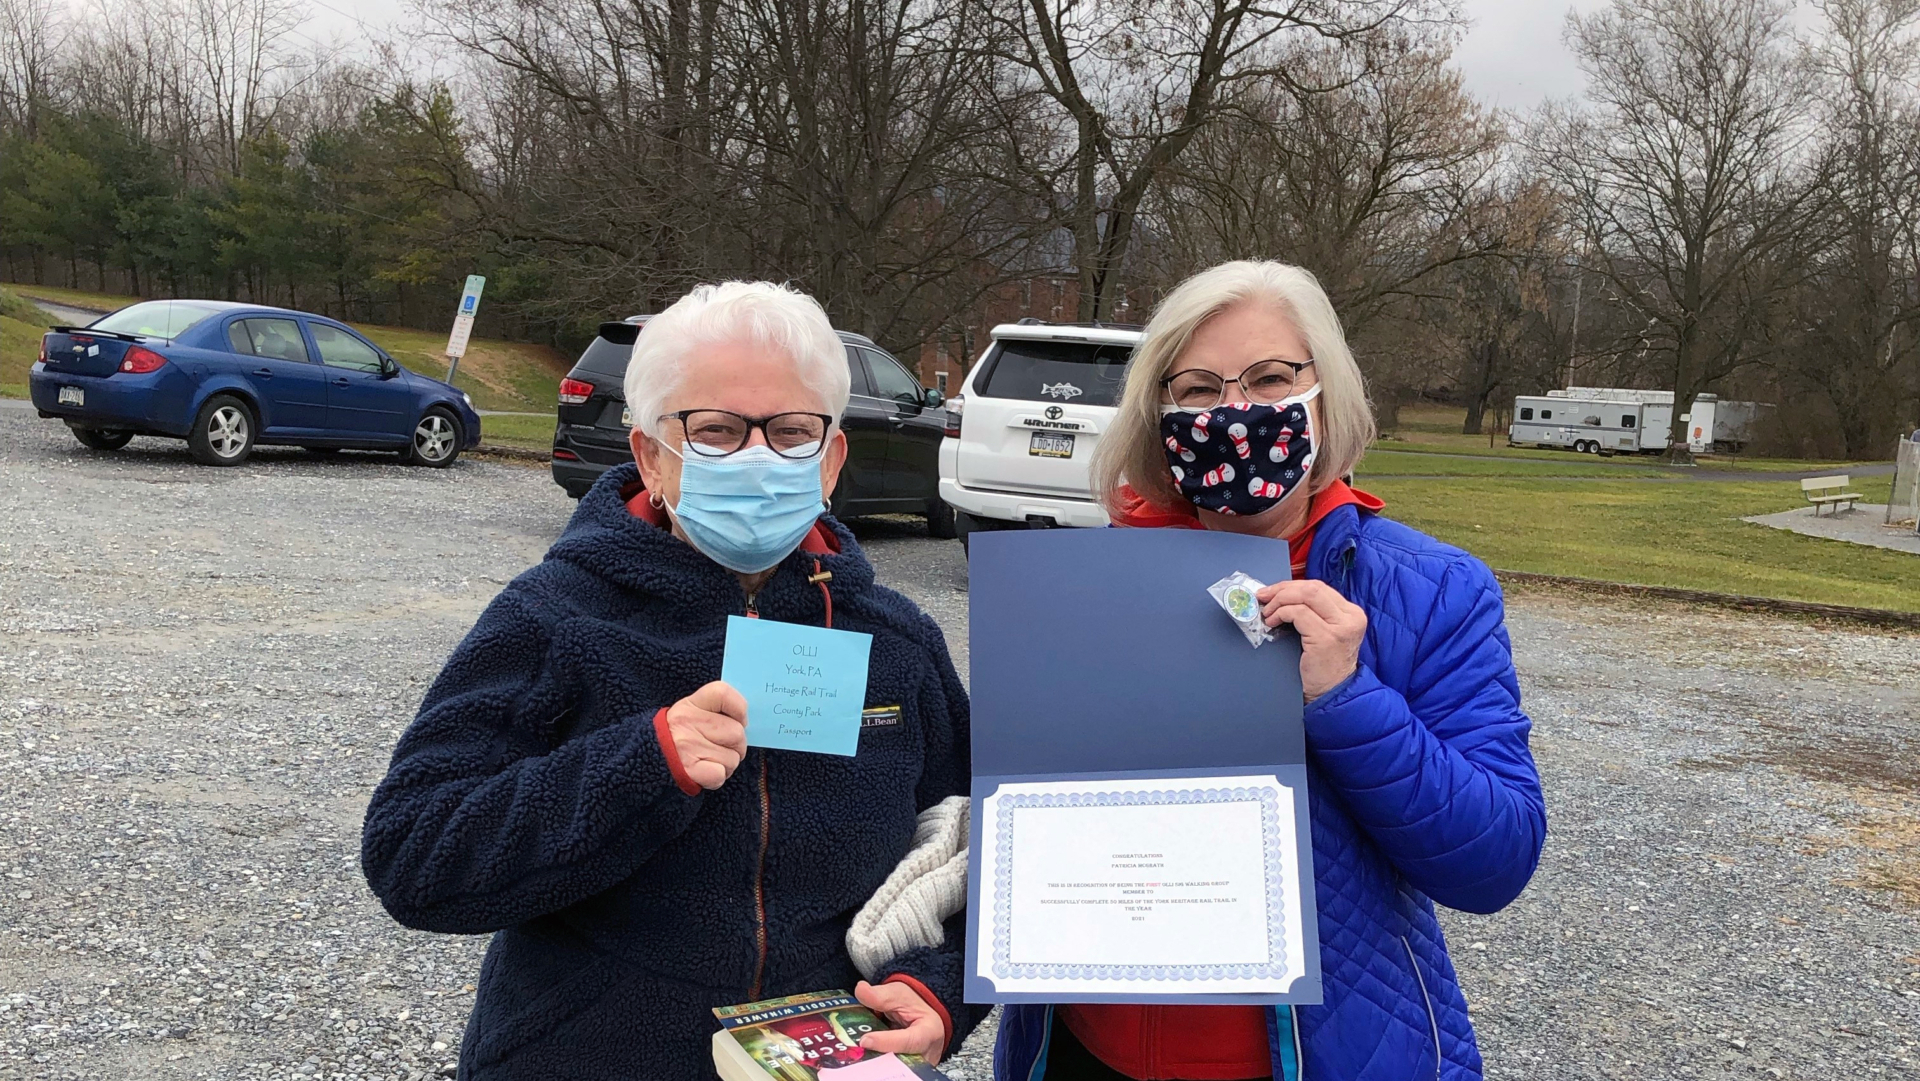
[
  {"left": 301, "top": 0, "right": 1614, "bottom": 112},
  {"left": 1451, "top": 0, "right": 1610, "bottom": 111}
]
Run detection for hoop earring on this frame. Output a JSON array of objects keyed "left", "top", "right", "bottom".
[{"left": 648, "top": 491, "right": 665, "bottom": 510}]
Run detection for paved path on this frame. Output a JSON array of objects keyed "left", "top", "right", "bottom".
[
  {"left": 1744, "top": 503, "right": 1920, "bottom": 555},
  {"left": 15, "top": 296, "right": 109, "bottom": 326}
]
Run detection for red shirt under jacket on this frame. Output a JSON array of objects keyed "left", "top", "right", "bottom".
[{"left": 1063, "top": 479, "right": 1384, "bottom": 1080}]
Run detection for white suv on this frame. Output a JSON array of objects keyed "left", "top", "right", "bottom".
[{"left": 938, "top": 320, "right": 1142, "bottom": 545}]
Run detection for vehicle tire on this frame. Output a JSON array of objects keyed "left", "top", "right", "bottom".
[
  {"left": 71, "top": 428, "right": 133, "bottom": 451},
  {"left": 405, "top": 408, "right": 463, "bottom": 468},
  {"left": 1572, "top": 440, "right": 1590, "bottom": 454},
  {"left": 186, "top": 395, "right": 256, "bottom": 466},
  {"left": 926, "top": 499, "right": 958, "bottom": 540},
  {"left": 956, "top": 510, "right": 1003, "bottom": 556}
]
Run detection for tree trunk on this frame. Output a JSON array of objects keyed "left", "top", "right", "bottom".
[
  {"left": 1461, "top": 340, "right": 1499, "bottom": 434},
  {"left": 1073, "top": 121, "right": 1100, "bottom": 322},
  {"left": 1665, "top": 383, "right": 1700, "bottom": 466}
]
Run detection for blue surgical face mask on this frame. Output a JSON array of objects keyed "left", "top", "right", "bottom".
[{"left": 663, "top": 441, "right": 825, "bottom": 574}]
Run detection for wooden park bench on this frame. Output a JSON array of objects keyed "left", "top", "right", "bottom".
[{"left": 1802, "top": 475, "right": 1863, "bottom": 516}]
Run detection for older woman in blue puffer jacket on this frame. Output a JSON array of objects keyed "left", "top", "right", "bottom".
[{"left": 995, "top": 261, "right": 1547, "bottom": 1081}]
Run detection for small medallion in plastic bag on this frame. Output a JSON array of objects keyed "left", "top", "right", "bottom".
[{"left": 1208, "top": 571, "right": 1274, "bottom": 648}]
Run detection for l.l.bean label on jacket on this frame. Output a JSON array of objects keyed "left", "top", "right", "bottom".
[
  {"left": 861, "top": 705, "right": 903, "bottom": 728},
  {"left": 721, "top": 615, "right": 873, "bottom": 757}
]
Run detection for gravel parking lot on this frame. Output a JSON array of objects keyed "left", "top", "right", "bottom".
[{"left": 2, "top": 405, "right": 1917, "bottom": 1081}]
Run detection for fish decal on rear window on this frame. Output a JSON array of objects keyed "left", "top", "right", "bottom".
[{"left": 1041, "top": 382, "right": 1083, "bottom": 400}]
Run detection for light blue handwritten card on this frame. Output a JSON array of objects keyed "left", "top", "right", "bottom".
[{"left": 721, "top": 615, "right": 873, "bottom": 757}]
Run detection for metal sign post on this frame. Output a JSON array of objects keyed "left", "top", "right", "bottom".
[{"left": 444, "top": 274, "right": 486, "bottom": 384}]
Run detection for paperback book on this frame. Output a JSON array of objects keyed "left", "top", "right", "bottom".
[{"left": 711, "top": 990, "right": 951, "bottom": 1081}]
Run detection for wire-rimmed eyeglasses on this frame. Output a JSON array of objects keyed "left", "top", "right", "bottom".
[{"left": 1159, "top": 359, "right": 1316, "bottom": 410}]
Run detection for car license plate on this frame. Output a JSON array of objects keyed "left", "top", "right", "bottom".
[
  {"left": 58, "top": 386, "right": 83, "bottom": 406},
  {"left": 1029, "top": 431, "right": 1074, "bottom": 458}
]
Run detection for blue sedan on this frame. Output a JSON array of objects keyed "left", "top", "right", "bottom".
[{"left": 28, "top": 300, "right": 482, "bottom": 467}]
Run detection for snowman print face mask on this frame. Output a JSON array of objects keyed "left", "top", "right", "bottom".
[{"left": 1160, "top": 384, "right": 1319, "bottom": 516}]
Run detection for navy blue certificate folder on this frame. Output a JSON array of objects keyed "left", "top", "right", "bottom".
[{"left": 965, "top": 527, "right": 1323, "bottom": 1006}]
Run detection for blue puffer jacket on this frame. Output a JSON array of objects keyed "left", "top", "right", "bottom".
[
  {"left": 996, "top": 501, "right": 1546, "bottom": 1081},
  {"left": 362, "top": 465, "right": 982, "bottom": 1078}
]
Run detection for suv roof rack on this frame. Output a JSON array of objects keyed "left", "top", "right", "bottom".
[{"left": 1014, "top": 317, "right": 1145, "bottom": 331}]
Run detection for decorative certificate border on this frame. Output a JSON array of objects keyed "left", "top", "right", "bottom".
[{"left": 989, "top": 784, "right": 1287, "bottom": 981}]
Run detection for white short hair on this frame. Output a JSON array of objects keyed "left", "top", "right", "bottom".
[{"left": 624, "top": 281, "right": 851, "bottom": 439}]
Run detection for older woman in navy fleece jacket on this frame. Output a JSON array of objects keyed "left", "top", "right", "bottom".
[{"left": 361, "top": 281, "right": 977, "bottom": 1079}]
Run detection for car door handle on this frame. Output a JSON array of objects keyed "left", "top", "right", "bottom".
[
  {"left": 253, "top": 368, "right": 273, "bottom": 378},
  {"left": 332, "top": 377, "right": 350, "bottom": 387}
]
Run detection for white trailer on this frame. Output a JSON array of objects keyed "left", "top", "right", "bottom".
[
  {"left": 1511, "top": 388, "right": 1769, "bottom": 454},
  {"left": 1508, "top": 395, "right": 1649, "bottom": 454}
]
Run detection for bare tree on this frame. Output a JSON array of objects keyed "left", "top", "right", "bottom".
[
  {"left": 1147, "top": 39, "right": 1499, "bottom": 333},
  {"left": 1533, "top": 0, "right": 1828, "bottom": 462},
  {"left": 0, "top": 0, "right": 66, "bottom": 135},
  {"left": 719, "top": 0, "right": 1042, "bottom": 346},
  {"left": 991, "top": 0, "right": 1449, "bottom": 320},
  {"left": 182, "top": 0, "right": 303, "bottom": 174},
  {"left": 1428, "top": 182, "right": 1570, "bottom": 434},
  {"left": 1787, "top": 0, "right": 1920, "bottom": 453}
]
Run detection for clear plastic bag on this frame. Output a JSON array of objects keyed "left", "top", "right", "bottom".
[{"left": 1208, "top": 571, "right": 1273, "bottom": 648}]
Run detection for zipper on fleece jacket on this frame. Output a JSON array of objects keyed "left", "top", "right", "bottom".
[
  {"left": 737, "top": 565, "right": 832, "bottom": 1000},
  {"left": 749, "top": 754, "right": 771, "bottom": 998}
]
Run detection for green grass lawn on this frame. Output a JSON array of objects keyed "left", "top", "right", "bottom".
[
  {"left": 1371, "top": 475, "right": 1920, "bottom": 611},
  {"left": 477, "top": 412, "right": 558, "bottom": 450},
  {"left": 0, "top": 283, "right": 571, "bottom": 413},
  {"left": 0, "top": 287, "right": 47, "bottom": 396},
  {"left": 1356, "top": 449, "right": 1642, "bottom": 478}
]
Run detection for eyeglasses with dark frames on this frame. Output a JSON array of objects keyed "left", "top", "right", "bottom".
[
  {"left": 658, "top": 409, "right": 835, "bottom": 459},
  {"left": 1160, "top": 359, "right": 1316, "bottom": 410}
]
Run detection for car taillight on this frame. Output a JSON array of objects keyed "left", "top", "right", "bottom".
[
  {"left": 38, "top": 336, "right": 48, "bottom": 365},
  {"left": 119, "top": 346, "right": 167, "bottom": 374},
  {"left": 943, "top": 394, "right": 964, "bottom": 438},
  {"left": 558, "top": 377, "right": 594, "bottom": 405},
  {"left": 552, "top": 448, "right": 580, "bottom": 461}
]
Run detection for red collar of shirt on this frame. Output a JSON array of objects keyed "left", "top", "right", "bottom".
[
  {"left": 1109, "top": 479, "right": 1383, "bottom": 578},
  {"left": 618, "top": 478, "right": 841, "bottom": 556}
]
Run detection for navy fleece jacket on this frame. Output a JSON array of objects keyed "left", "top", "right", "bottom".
[{"left": 361, "top": 464, "right": 979, "bottom": 1079}]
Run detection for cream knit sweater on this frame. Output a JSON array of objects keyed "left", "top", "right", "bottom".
[{"left": 846, "top": 795, "right": 970, "bottom": 979}]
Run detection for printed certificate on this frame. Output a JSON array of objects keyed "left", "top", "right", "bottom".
[{"left": 973, "top": 774, "right": 1309, "bottom": 998}]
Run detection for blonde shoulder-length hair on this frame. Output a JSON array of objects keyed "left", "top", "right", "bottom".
[{"left": 1092, "top": 260, "right": 1376, "bottom": 513}]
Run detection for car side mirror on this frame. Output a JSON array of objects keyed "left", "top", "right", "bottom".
[
  {"left": 922, "top": 388, "right": 944, "bottom": 409},
  {"left": 379, "top": 356, "right": 399, "bottom": 379}
]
